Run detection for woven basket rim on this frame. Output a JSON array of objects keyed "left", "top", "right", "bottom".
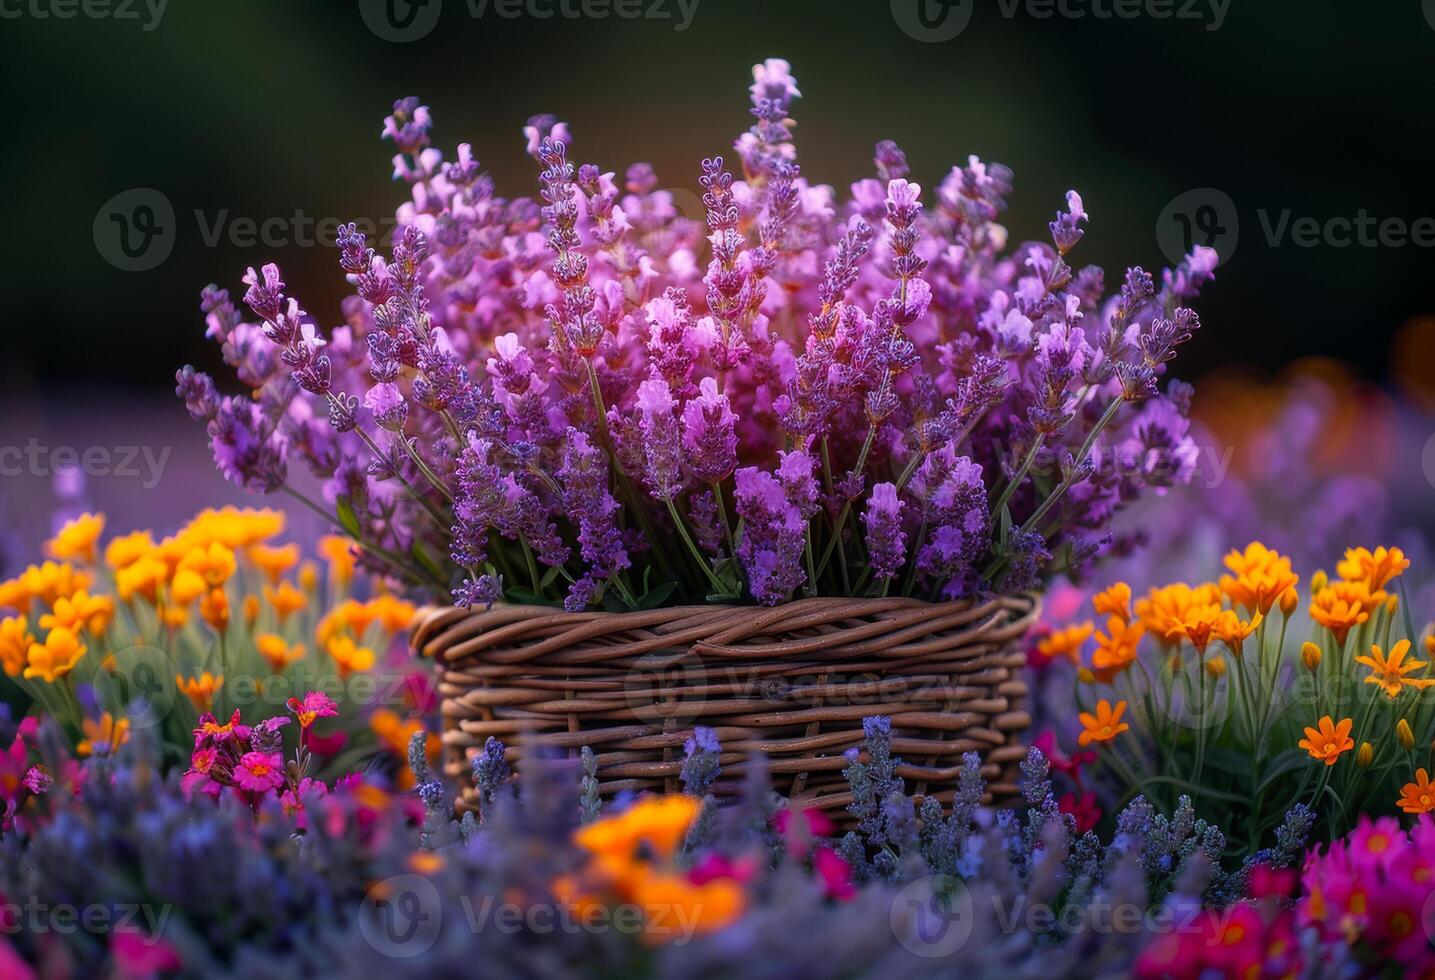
[{"left": 412, "top": 592, "right": 1042, "bottom": 661}]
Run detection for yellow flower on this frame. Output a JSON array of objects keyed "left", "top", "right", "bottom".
[
  {"left": 115, "top": 555, "right": 168, "bottom": 604},
  {"left": 0, "top": 616, "right": 35, "bottom": 677},
  {"left": 256, "top": 633, "right": 306, "bottom": 672},
  {"left": 39, "top": 590, "right": 115, "bottom": 636},
  {"left": 180, "top": 507, "right": 286, "bottom": 550},
  {"left": 1357, "top": 742, "right": 1374, "bottom": 768},
  {"left": 24, "top": 627, "right": 87, "bottom": 682},
  {"left": 45, "top": 513, "right": 105, "bottom": 565},
  {"left": 1309, "top": 583, "right": 1376, "bottom": 646},
  {"left": 370, "top": 708, "right": 437, "bottom": 757},
  {"left": 265, "top": 581, "right": 307, "bottom": 623},
  {"left": 178, "top": 543, "right": 237, "bottom": 590},
  {"left": 1219, "top": 542, "right": 1299, "bottom": 615},
  {"left": 1337, "top": 546, "right": 1410, "bottom": 593},
  {"left": 104, "top": 530, "right": 155, "bottom": 571},
  {"left": 176, "top": 672, "right": 224, "bottom": 712},
  {"left": 1205, "top": 656, "right": 1227, "bottom": 678},
  {"left": 18, "top": 562, "right": 92, "bottom": 608},
  {"left": 1035, "top": 621, "right": 1094, "bottom": 665},
  {"left": 1301, "top": 642, "right": 1322, "bottom": 672},
  {"left": 1078, "top": 699, "right": 1130, "bottom": 746},
  {"left": 326, "top": 635, "right": 375, "bottom": 676},
  {"left": 1092, "top": 583, "right": 1132, "bottom": 622},
  {"left": 1398, "top": 718, "right": 1416, "bottom": 750},
  {"left": 1091, "top": 616, "right": 1144, "bottom": 682},
  {"left": 318, "top": 535, "right": 357, "bottom": 586},
  {"left": 247, "top": 543, "right": 300, "bottom": 586},
  {"left": 1135, "top": 582, "right": 1223, "bottom": 646},
  {"left": 1299, "top": 716, "right": 1354, "bottom": 766},
  {"left": 78, "top": 713, "right": 130, "bottom": 757},
  {"left": 1355, "top": 640, "right": 1435, "bottom": 699}
]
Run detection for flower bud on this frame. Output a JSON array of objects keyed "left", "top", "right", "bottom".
[
  {"left": 1311, "top": 570, "right": 1329, "bottom": 593},
  {"left": 1386, "top": 594, "right": 1400, "bottom": 615},
  {"left": 1427, "top": 635, "right": 1435, "bottom": 656},
  {"left": 1280, "top": 588, "right": 1298, "bottom": 617},
  {"left": 1398, "top": 719, "right": 1415, "bottom": 750},
  {"left": 1205, "top": 657, "right": 1226, "bottom": 678},
  {"left": 1357, "top": 742, "right": 1374, "bottom": 768},
  {"left": 300, "top": 560, "right": 320, "bottom": 594},
  {"left": 1301, "top": 642, "right": 1322, "bottom": 672},
  {"left": 1077, "top": 667, "right": 1096, "bottom": 684}
]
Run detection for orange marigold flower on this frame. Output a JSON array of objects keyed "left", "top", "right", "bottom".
[
  {"left": 1399, "top": 769, "right": 1435, "bottom": 814},
  {"left": 1213, "top": 609, "right": 1263, "bottom": 655},
  {"left": 318, "top": 535, "right": 357, "bottom": 585},
  {"left": 78, "top": 712, "right": 130, "bottom": 757},
  {"left": 1165, "top": 600, "right": 1225, "bottom": 655},
  {"left": 1219, "top": 542, "right": 1299, "bottom": 615},
  {"left": 200, "top": 587, "right": 230, "bottom": 632},
  {"left": 1035, "top": 621, "right": 1094, "bottom": 665},
  {"left": 19, "top": 562, "right": 92, "bottom": 608},
  {"left": 115, "top": 555, "right": 167, "bottom": 604},
  {"left": 1135, "top": 582, "right": 1222, "bottom": 646},
  {"left": 1078, "top": 699, "right": 1130, "bottom": 746},
  {"left": 575, "top": 795, "right": 703, "bottom": 865},
  {"left": 1337, "top": 546, "right": 1410, "bottom": 593},
  {"left": 1091, "top": 617, "right": 1143, "bottom": 681},
  {"left": 177, "top": 542, "right": 237, "bottom": 590},
  {"left": 325, "top": 635, "right": 375, "bottom": 677},
  {"left": 1309, "top": 583, "right": 1376, "bottom": 646},
  {"left": 45, "top": 513, "right": 105, "bottom": 565},
  {"left": 1355, "top": 640, "right": 1435, "bottom": 699},
  {"left": 1092, "top": 583, "right": 1132, "bottom": 622},
  {"left": 104, "top": 530, "right": 155, "bottom": 572},
  {"left": 176, "top": 672, "right": 224, "bottom": 712},
  {"left": 40, "top": 590, "right": 115, "bottom": 636},
  {"left": 247, "top": 543, "right": 300, "bottom": 586},
  {"left": 0, "top": 616, "right": 35, "bottom": 677},
  {"left": 256, "top": 633, "right": 306, "bottom": 672},
  {"left": 24, "top": 626, "right": 87, "bottom": 682},
  {"left": 1299, "top": 716, "right": 1355, "bottom": 766},
  {"left": 264, "top": 581, "right": 307, "bottom": 623}
]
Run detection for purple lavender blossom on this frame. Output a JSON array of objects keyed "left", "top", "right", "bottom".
[
  {"left": 734, "top": 467, "right": 807, "bottom": 605},
  {"left": 862, "top": 483, "right": 908, "bottom": 582}
]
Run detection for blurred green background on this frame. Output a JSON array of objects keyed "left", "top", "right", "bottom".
[{"left": 2, "top": 0, "right": 1433, "bottom": 396}]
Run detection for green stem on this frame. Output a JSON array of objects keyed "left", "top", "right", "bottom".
[{"left": 665, "top": 499, "right": 728, "bottom": 595}]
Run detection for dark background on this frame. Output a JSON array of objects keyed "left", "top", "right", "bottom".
[{"left": 2, "top": 0, "right": 1433, "bottom": 400}]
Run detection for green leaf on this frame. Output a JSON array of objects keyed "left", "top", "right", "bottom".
[
  {"left": 504, "top": 587, "right": 564, "bottom": 608},
  {"left": 335, "top": 496, "right": 362, "bottom": 539},
  {"left": 1255, "top": 749, "right": 1312, "bottom": 794},
  {"left": 410, "top": 541, "right": 446, "bottom": 582},
  {"left": 634, "top": 581, "right": 678, "bottom": 610},
  {"left": 539, "top": 564, "right": 563, "bottom": 589},
  {"left": 997, "top": 505, "right": 1013, "bottom": 551}
]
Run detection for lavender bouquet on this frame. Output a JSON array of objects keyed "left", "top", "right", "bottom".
[{"left": 179, "top": 59, "right": 1215, "bottom": 613}]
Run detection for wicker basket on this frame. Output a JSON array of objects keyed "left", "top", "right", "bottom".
[{"left": 412, "top": 593, "right": 1040, "bottom": 817}]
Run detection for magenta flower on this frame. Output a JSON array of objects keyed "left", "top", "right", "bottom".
[
  {"left": 287, "top": 691, "right": 339, "bottom": 729},
  {"left": 233, "top": 751, "right": 285, "bottom": 794}
]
